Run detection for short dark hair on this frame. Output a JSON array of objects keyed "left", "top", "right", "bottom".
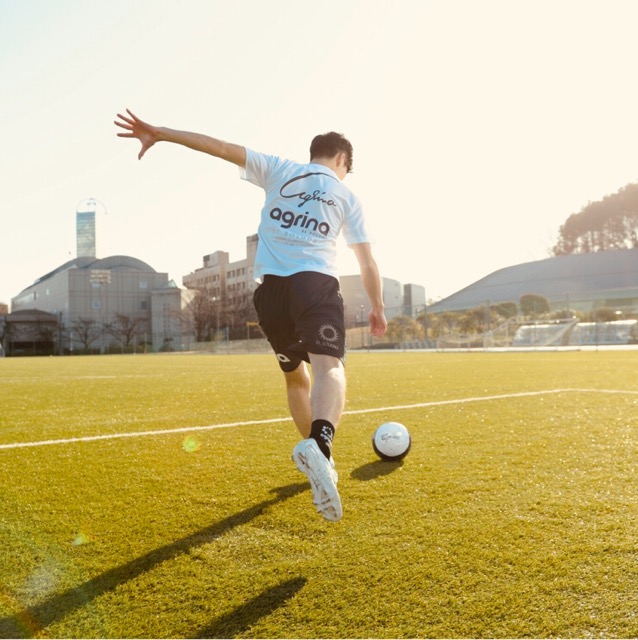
[{"left": 310, "top": 132, "right": 353, "bottom": 173}]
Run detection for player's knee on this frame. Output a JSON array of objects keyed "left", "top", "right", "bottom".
[{"left": 284, "top": 364, "right": 310, "bottom": 390}]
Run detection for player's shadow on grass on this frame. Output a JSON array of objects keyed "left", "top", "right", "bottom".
[
  {"left": 350, "top": 460, "right": 404, "bottom": 481},
  {"left": 194, "top": 576, "right": 307, "bottom": 639},
  {"left": 0, "top": 482, "right": 307, "bottom": 639}
]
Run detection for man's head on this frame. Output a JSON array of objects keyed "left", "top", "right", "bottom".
[{"left": 310, "top": 132, "right": 353, "bottom": 179}]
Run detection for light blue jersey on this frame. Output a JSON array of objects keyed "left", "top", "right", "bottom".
[{"left": 241, "top": 148, "right": 369, "bottom": 281}]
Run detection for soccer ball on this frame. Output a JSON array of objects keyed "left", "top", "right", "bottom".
[{"left": 372, "top": 422, "right": 411, "bottom": 461}]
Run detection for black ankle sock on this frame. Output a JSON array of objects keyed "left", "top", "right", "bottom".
[{"left": 310, "top": 420, "right": 335, "bottom": 459}]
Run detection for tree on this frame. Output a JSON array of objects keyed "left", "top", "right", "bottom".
[
  {"left": 73, "top": 318, "right": 101, "bottom": 352},
  {"left": 182, "top": 290, "right": 232, "bottom": 342},
  {"left": 225, "top": 293, "right": 258, "bottom": 340},
  {"left": 106, "top": 313, "right": 147, "bottom": 351},
  {"left": 491, "top": 301, "right": 518, "bottom": 318},
  {"left": 553, "top": 182, "right": 638, "bottom": 255},
  {"left": 520, "top": 294, "right": 550, "bottom": 317},
  {"left": 588, "top": 307, "right": 620, "bottom": 322},
  {"left": 0, "top": 316, "right": 14, "bottom": 353},
  {"left": 183, "top": 290, "right": 216, "bottom": 342},
  {"left": 456, "top": 305, "right": 498, "bottom": 334},
  {"left": 427, "top": 312, "right": 461, "bottom": 338},
  {"left": 182, "top": 288, "right": 258, "bottom": 342},
  {"left": 385, "top": 315, "right": 424, "bottom": 343},
  {"left": 34, "top": 318, "right": 56, "bottom": 354}
]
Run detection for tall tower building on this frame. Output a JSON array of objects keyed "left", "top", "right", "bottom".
[{"left": 76, "top": 204, "right": 96, "bottom": 258}]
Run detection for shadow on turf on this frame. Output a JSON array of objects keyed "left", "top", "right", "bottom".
[
  {"left": 0, "top": 482, "right": 307, "bottom": 639},
  {"left": 350, "top": 459, "right": 404, "bottom": 481},
  {"left": 194, "top": 576, "right": 307, "bottom": 638}
]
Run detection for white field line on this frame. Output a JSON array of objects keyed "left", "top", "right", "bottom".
[{"left": 1, "top": 388, "right": 637, "bottom": 451}]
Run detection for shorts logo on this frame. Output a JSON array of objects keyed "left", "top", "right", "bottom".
[
  {"left": 318, "top": 324, "right": 339, "bottom": 343},
  {"left": 276, "top": 353, "right": 292, "bottom": 363}
]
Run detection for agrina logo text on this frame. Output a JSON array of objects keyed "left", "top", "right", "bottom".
[{"left": 269, "top": 207, "right": 330, "bottom": 237}]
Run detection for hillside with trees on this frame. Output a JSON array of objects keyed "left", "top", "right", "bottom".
[
  {"left": 371, "top": 182, "right": 638, "bottom": 349},
  {"left": 552, "top": 182, "right": 638, "bottom": 255}
]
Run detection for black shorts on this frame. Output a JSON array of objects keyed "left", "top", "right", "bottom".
[{"left": 253, "top": 271, "right": 346, "bottom": 372}]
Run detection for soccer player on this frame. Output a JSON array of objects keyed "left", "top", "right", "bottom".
[{"left": 115, "top": 109, "right": 387, "bottom": 521}]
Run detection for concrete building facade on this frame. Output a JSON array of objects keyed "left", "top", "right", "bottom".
[
  {"left": 10, "top": 255, "right": 194, "bottom": 353},
  {"left": 5, "top": 205, "right": 196, "bottom": 355},
  {"left": 0, "top": 309, "right": 60, "bottom": 356},
  {"left": 403, "top": 283, "right": 427, "bottom": 317},
  {"left": 183, "top": 234, "right": 259, "bottom": 304},
  {"left": 182, "top": 235, "right": 260, "bottom": 338},
  {"left": 339, "top": 275, "right": 407, "bottom": 325}
]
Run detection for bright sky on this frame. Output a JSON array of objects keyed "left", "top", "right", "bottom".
[{"left": 2, "top": 0, "right": 638, "bottom": 307}]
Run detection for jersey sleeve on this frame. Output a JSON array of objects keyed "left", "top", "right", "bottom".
[
  {"left": 240, "top": 148, "right": 282, "bottom": 190},
  {"left": 342, "top": 195, "right": 370, "bottom": 245}
]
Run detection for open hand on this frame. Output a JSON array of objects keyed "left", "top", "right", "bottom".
[{"left": 114, "top": 109, "right": 158, "bottom": 160}]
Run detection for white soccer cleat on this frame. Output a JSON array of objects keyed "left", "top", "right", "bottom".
[{"left": 292, "top": 438, "right": 342, "bottom": 522}]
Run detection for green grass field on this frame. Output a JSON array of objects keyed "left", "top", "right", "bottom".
[{"left": 1, "top": 351, "right": 638, "bottom": 638}]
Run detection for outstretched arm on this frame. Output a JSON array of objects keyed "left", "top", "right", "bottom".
[
  {"left": 351, "top": 243, "right": 387, "bottom": 338},
  {"left": 114, "top": 109, "right": 246, "bottom": 167}
]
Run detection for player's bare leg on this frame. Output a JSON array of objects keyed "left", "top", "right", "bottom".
[
  {"left": 291, "top": 353, "right": 344, "bottom": 521},
  {"left": 308, "top": 353, "right": 346, "bottom": 428},
  {"left": 284, "top": 362, "right": 312, "bottom": 438}
]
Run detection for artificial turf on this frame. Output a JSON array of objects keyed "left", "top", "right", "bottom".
[{"left": 1, "top": 350, "right": 637, "bottom": 638}]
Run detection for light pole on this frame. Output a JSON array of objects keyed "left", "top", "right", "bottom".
[{"left": 212, "top": 296, "right": 221, "bottom": 341}]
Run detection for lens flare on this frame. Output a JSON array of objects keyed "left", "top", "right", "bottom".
[
  {"left": 182, "top": 436, "right": 201, "bottom": 453},
  {"left": 72, "top": 531, "right": 91, "bottom": 546}
]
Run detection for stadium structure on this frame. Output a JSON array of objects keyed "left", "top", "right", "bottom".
[
  {"left": 430, "top": 248, "right": 638, "bottom": 314},
  {"left": 429, "top": 248, "right": 638, "bottom": 349}
]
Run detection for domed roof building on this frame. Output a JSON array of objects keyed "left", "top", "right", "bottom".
[
  {"left": 6, "top": 206, "right": 194, "bottom": 355},
  {"left": 429, "top": 248, "right": 638, "bottom": 315},
  {"left": 9, "top": 254, "right": 191, "bottom": 355}
]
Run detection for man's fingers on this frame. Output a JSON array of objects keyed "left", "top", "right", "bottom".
[
  {"left": 115, "top": 112, "right": 134, "bottom": 125},
  {"left": 115, "top": 109, "right": 151, "bottom": 160}
]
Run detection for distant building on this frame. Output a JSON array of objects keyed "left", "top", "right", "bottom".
[
  {"left": 429, "top": 248, "right": 638, "bottom": 314},
  {"left": 339, "top": 275, "right": 405, "bottom": 324},
  {"left": 151, "top": 279, "right": 194, "bottom": 352},
  {"left": 6, "top": 207, "right": 195, "bottom": 354},
  {"left": 0, "top": 309, "right": 59, "bottom": 356},
  {"left": 403, "top": 283, "right": 426, "bottom": 317},
  {"left": 10, "top": 256, "right": 194, "bottom": 354},
  {"left": 183, "top": 234, "right": 259, "bottom": 302},
  {"left": 182, "top": 235, "right": 260, "bottom": 336},
  {"left": 183, "top": 235, "right": 424, "bottom": 328},
  {"left": 76, "top": 208, "right": 97, "bottom": 258}
]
